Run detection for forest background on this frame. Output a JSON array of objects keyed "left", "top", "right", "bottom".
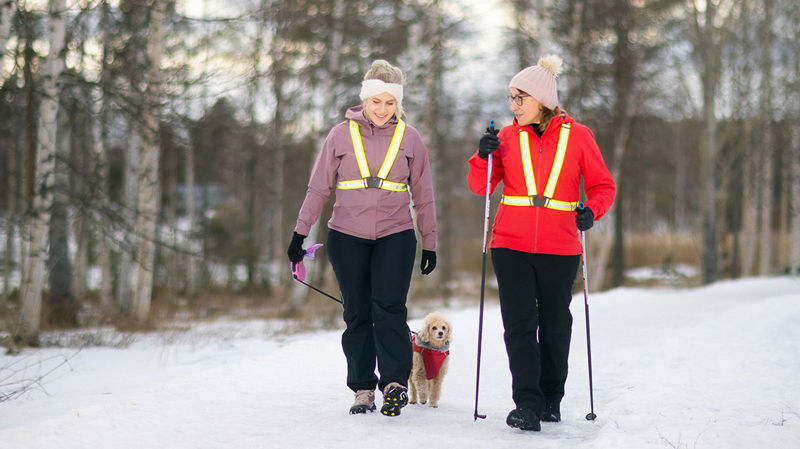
[{"left": 1, "top": 0, "right": 799, "bottom": 347}]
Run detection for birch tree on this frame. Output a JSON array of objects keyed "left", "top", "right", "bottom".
[
  {"left": 47, "top": 97, "right": 75, "bottom": 325},
  {"left": 788, "top": 0, "right": 800, "bottom": 276},
  {"left": 17, "top": 0, "right": 67, "bottom": 344},
  {"left": 591, "top": 0, "right": 640, "bottom": 290},
  {"left": 757, "top": 0, "right": 775, "bottom": 275},
  {"left": 94, "top": 2, "right": 115, "bottom": 312},
  {"left": 418, "top": 0, "right": 447, "bottom": 298},
  {"left": 1, "top": 0, "right": 16, "bottom": 302},
  {"left": 687, "top": 0, "right": 737, "bottom": 284},
  {"left": 131, "top": 0, "right": 166, "bottom": 322}
]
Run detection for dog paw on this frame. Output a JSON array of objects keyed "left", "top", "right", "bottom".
[{"left": 430, "top": 403, "right": 438, "bottom": 408}]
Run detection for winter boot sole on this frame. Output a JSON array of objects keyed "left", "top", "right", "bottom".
[
  {"left": 506, "top": 409, "right": 541, "bottom": 431},
  {"left": 541, "top": 412, "right": 561, "bottom": 422},
  {"left": 349, "top": 403, "right": 376, "bottom": 415},
  {"left": 380, "top": 386, "right": 408, "bottom": 417}
]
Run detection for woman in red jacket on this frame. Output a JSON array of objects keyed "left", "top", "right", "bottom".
[{"left": 467, "top": 55, "right": 615, "bottom": 431}]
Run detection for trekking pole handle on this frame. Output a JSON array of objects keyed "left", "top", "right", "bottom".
[{"left": 481, "top": 121, "right": 496, "bottom": 253}]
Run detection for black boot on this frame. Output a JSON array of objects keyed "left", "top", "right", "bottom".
[
  {"left": 506, "top": 408, "right": 541, "bottom": 431},
  {"left": 380, "top": 382, "right": 408, "bottom": 417},
  {"left": 542, "top": 401, "right": 561, "bottom": 422}
]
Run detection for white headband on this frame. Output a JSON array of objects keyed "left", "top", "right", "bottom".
[{"left": 359, "top": 79, "right": 403, "bottom": 105}]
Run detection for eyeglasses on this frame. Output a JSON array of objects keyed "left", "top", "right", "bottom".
[{"left": 508, "top": 94, "right": 530, "bottom": 106}]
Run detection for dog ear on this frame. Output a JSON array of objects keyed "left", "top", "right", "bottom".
[
  {"left": 417, "top": 319, "right": 430, "bottom": 341},
  {"left": 443, "top": 319, "right": 452, "bottom": 343}
]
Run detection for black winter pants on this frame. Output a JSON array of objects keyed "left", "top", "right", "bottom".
[
  {"left": 491, "top": 248, "right": 580, "bottom": 413},
  {"left": 327, "top": 229, "right": 416, "bottom": 393}
]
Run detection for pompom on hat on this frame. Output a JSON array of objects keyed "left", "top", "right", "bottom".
[{"left": 509, "top": 54, "right": 563, "bottom": 110}]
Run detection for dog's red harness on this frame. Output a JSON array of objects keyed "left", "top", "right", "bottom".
[{"left": 412, "top": 334, "right": 449, "bottom": 380}]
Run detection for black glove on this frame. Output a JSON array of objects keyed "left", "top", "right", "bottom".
[
  {"left": 420, "top": 250, "right": 437, "bottom": 275},
  {"left": 478, "top": 127, "right": 500, "bottom": 159},
  {"left": 575, "top": 207, "right": 594, "bottom": 231},
  {"left": 287, "top": 232, "right": 307, "bottom": 263}
]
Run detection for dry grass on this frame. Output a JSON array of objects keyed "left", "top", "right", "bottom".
[
  {"left": 622, "top": 231, "right": 702, "bottom": 269},
  {"left": 8, "top": 230, "right": 776, "bottom": 349}
]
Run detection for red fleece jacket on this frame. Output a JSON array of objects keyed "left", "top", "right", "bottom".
[{"left": 467, "top": 113, "right": 615, "bottom": 255}]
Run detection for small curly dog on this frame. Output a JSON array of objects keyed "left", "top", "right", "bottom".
[{"left": 408, "top": 311, "right": 452, "bottom": 408}]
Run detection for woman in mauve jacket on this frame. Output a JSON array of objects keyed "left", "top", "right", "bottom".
[
  {"left": 288, "top": 59, "right": 437, "bottom": 418},
  {"left": 467, "top": 54, "right": 615, "bottom": 432}
]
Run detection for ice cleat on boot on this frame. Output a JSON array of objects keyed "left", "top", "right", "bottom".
[
  {"left": 349, "top": 390, "right": 376, "bottom": 415},
  {"left": 380, "top": 382, "right": 408, "bottom": 417}
]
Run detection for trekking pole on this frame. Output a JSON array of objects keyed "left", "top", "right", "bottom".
[
  {"left": 474, "top": 120, "right": 496, "bottom": 421},
  {"left": 578, "top": 204, "right": 597, "bottom": 421}
]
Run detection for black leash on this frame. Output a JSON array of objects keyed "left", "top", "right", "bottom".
[{"left": 292, "top": 274, "right": 343, "bottom": 304}]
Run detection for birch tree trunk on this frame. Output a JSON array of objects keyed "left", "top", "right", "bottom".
[
  {"left": 184, "top": 122, "right": 198, "bottom": 298},
  {"left": 2, "top": 0, "right": 15, "bottom": 300},
  {"left": 18, "top": 0, "right": 67, "bottom": 345},
  {"left": 590, "top": 6, "right": 636, "bottom": 290},
  {"left": 267, "top": 16, "right": 287, "bottom": 291},
  {"left": 3, "top": 139, "right": 15, "bottom": 302},
  {"left": 48, "top": 105, "right": 75, "bottom": 325},
  {"left": 757, "top": 0, "right": 774, "bottom": 276},
  {"left": 790, "top": 5, "right": 800, "bottom": 277},
  {"left": 690, "top": 0, "right": 736, "bottom": 284},
  {"left": 563, "top": 0, "right": 585, "bottom": 115},
  {"left": 94, "top": 83, "right": 114, "bottom": 312},
  {"left": 740, "top": 121, "right": 758, "bottom": 277},
  {"left": 791, "top": 125, "right": 800, "bottom": 275},
  {"left": 245, "top": 0, "right": 267, "bottom": 288},
  {"left": 95, "top": 0, "right": 114, "bottom": 313},
  {"left": 420, "top": 0, "right": 451, "bottom": 301},
  {"left": 131, "top": 0, "right": 166, "bottom": 322},
  {"left": 117, "top": 131, "right": 138, "bottom": 314}
]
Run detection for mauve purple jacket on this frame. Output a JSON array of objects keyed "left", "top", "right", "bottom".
[{"left": 294, "top": 106, "right": 438, "bottom": 251}]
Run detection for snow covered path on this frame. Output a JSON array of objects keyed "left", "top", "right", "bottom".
[{"left": 1, "top": 277, "right": 799, "bottom": 448}]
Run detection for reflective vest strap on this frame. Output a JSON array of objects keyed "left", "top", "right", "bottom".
[
  {"left": 338, "top": 120, "right": 408, "bottom": 192},
  {"left": 509, "top": 123, "right": 575, "bottom": 211},
  {"left": 348, "top": 120, "right": 371, "bottom": 178},
  {"left": 337, "top": 179, "right": 368, "bottom": 189},
  {"left": 500, "top": 195, "right": 578, "bottom": 211},
  {"left": 519, "top": 131, "right": 537, "bottom": 196},
  {"left": 336, "top": 178, "right": 407, "bottom": 191},
  {"left": 543, "top": 123, "right": 571, "bottom": 198},
  {"left": 377, "top": 120, "right": 405, "bottom": 179}
]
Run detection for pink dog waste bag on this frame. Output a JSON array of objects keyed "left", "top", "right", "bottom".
[{"left": 290, "top": 243, "right": 323, "bottom": 282}]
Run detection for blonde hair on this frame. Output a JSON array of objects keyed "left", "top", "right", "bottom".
[{"left": 362, "top": 60, "right": 405, "bottom": 118}]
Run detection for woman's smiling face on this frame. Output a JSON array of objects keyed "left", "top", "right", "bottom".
[{"left": 364, "top": 92, "right": 398, "bottom": 126}]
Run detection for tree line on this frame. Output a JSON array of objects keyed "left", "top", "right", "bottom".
[{"left": 1, "top": 0, "right": 799, "bottom": 346}]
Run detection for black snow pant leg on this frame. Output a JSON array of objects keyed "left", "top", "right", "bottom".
[
  {"left": 537, "top": 254, "right": 579, "bottom": 405},
  {"left": 491, "top": 248, "right": 580, "bottom": 413},
  {"left": 327, "top": 229, "right": 416, "bottom": 393},
  {"left": 370, "top": 230, "right": 415, "bottom": 392}
]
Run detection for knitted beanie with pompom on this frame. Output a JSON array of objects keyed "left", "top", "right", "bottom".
[{"left": 508, "top": 55, "right": 563, "bottom": 110}]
